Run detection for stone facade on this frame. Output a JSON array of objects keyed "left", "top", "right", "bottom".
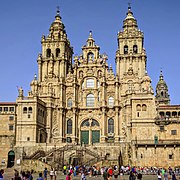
[{"left": 0, "top": 6, "right": 180, "bottom": 168}]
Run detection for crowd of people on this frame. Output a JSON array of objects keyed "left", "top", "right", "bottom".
[{"left": 0, "top": 165, "right": 179, "bottom": 180}]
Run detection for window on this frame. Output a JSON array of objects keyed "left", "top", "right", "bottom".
[
  {"left": 9, "top": 125, "right": 13, "bottom": 131},
  {"left": 91, "top": 119, "right": 100, "bottom": 126},
  {"left": 56, "top": 48, "right": 60, "bottom": 57},
  {"left": 142, "top": 104, "right": 147, "bottom": 111},
  {"left": 67, "top": 119, "right": 72, "bottom": 134},
  {"left": 133, "top": 45, "right": 138, "bottom": 53},
  {"left": 108, "top": 97, "right": 114, "bottom": 107},
  {"left": 0, "top": 107, "right": 2, "bottom": 112},
  {"left": 108, "top": 119, "right": 114, "bottom": 133},
  {"left": 160, "top": 126, "right": 164, "bottom": 131},
  {"left": 67, "top": 98, "right": 72, "bottom": 107},
  {"left": 9, "top": 116, "right": 14, "bottom": 121},
  {"left": 87, "top": 52, "right": 94, "bottom": 61},
  {"left": 86, "top": 79, "right": 94, "bottom": 88},
  {"left": 28, "top": 114, "right": 31, "bottom": 118},
  {"left": 86, "top": 94, "right": 95, "bottom": 107},
  {"left": 136, "top": 104, "right": 141, "bottom": 111},
  {"left": 169, "top": 154, "right": 173, "bottom": 160},
  {"left": 4, "top": 107, "right": 8, "bottom": 112},
  {"left": 28, "top": 107, "right": 32, "bottom": 113},
  {"left": 9, "top": 107, "right": 14, "bottom": 112},
  {"left": 82, "top": 120, "right": 90, "bottom": 127},
  {"left": 23, "top": 107, "right": 27, "bottom": 114},
  {"left": 124, "top": 45, "right": 128, "bottom": 54},
  {"left": 27, "top": 137, "right": 30, "bottom": 141},
  {"left": 171, "top": 130, "right": 177, "bottom": 135},
  {"left": 46, "top": 48, "right": 51, "bottom": 58}
]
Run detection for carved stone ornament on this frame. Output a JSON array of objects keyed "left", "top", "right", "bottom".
[{"left": 52, "top": 110, "right": 60, "bottom": 137}]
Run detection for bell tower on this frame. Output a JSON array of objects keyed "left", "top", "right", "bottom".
[
  {"left": 37, "top": 8, "right": 73, "bottom": 82},
  {"left": 155, "top": 71, "right": 170, "bottom": 105},
  {"left": 116, "top": 5, "right": 146, "bottom": 79}
]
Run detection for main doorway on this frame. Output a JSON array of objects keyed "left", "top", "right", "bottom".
[{"left": 80, "top": 119, "right": 100, "bottom": 145}]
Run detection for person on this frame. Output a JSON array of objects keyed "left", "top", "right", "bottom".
[
  {"left": 54, "top": 169, "right": 57, "bottom": 180},
  {"left": 164, "top": 169, "right": 168, "bottom": 180},
  {"left": 81, "top": 171, "right": 86, "bottom": 180},
  {"left": 66, "top": 172, "right": 72, "bottom": 180},
  {"left": 12, "top": 169, "right": 21, "bottom": 180},
  {"left": 157, "top": 170, "right": 162, "bottom": 180},
  {"left": 172, "top": 171, "right": 177, "bottom": 180},
  {"left": 49, "top": 168, "right": 54, "bottom": 180},
  {"left": 137, "top": 172, "right": 142, "bottom": 180},
  {"left": 103, "top": 168, "right": 108, "bottom": 180},
  {"left": 129, "top": 171, "right": 136, "bottom": 180},
  {"left": 113, "top": 168, "right": 119, "bottom": 180},
  {"left": 43, "top": 168, "right": 48, "bottom": 180},
  {"left": 107, "top": 167, "right": 113, "bottom": 180},
  {"left": 63, "top": 165, "right": 67, "bottom": 175},
  {"left": 0, "top": 169, "right": 4, "bottom": 180},
  {"left": 37, "top": 173, "right": 44, "bottom": 180}
]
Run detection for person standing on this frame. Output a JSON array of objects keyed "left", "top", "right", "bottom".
[
  {"left": 0, "top": 169, "right": 4, "bottom": 180},
  {"left": 43, "top": 167, "right": 48, "bottom": 180},
  {"left": 113, "top": 168, "right": 119, "bottom": 180},
  {"left": 37, "top": 173, "right": 44, "bottom": 180},
  {"left": 49, "top": 168, "right": 54, "bottom": 180},
  {"left": 172, "top": 171, "right": 177, "bottom": 180}
]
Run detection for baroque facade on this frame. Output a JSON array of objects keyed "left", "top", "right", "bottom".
[{"left": 0, "top": 6, "right": 180, "bottom": 168}]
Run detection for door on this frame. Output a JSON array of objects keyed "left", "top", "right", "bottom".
[
  {"left": 92, "top": 130, "right": 100, "bottom": 144},
  {"left": 7, "top": 151, "right": 15, "bottom": 168},
  {"left": 81, "top": 131, "right": 89, "bottom": 144}
]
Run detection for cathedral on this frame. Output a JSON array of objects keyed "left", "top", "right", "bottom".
[{"left": 0, "top": 6, "right": 179, "bottom": 169}]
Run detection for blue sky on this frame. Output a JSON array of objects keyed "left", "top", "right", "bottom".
[{"left": 0, "top": 0, "right": 180, "bottom": 104}]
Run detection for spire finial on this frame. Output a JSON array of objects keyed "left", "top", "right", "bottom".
[
  {"left": 89, "top": 30, "right": 92, "bottom": 37},
  {"left": 128, "top": 2, "right": 131, "bottom": 11},
  {"left": 56, "top": 6, "right": 60, "bottom": 15}
]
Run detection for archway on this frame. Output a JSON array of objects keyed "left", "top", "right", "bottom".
[{"left": 7, "top": 150, "right": 15, "bottom": 168}]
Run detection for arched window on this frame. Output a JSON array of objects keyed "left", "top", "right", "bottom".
[
  {"left": 82, "top": 120, "right": 90, "bottom": 127},
  {"left": 133, "top": 45, "right": 138, "bottom": 53},
  {"left": 124, "top": 45, "right": 128, "bottom": 54},
  {"left": 108, "top": 97, "right": 114, "bottom": 107},
  {"left": 86, "top": 94, "right": 95, "bottom": 107},
  {"left": 87, "top": 52, "right": 94, "bottom": 61},
  {"left": 67, "top": 119, "right": 72, "bottom": 134},
  {"left": 28, "top": 107, "right": 32, "bottom": 113},
  {"left": 23, "top": 107, "right": 27, "bottom": 114},
  {"left": 136, "top": 104, "right": 141, "bottom": 111},
  {"left": 86, "top": 79, "right": 94, "bottom": 88},
  {"left": 159, "top": 111, "right": 165, "bottom": 118},
  {"left": 172, "top": 111, "right": 177, "bottom": 117},
  {"left": 161, "top": 91, "right": 164, "bottom": 97},
  {"left": 91, "top": 119, "right": 100, "bottom": 126},
  {"left": 67, "top": 98, "right": 72, "bottom": 107},
  {"left": 56, "top": 48, "right": 60, "bottom": 57},
  {"left": 142, "top": 104, "right": 147, "bottom": 111},
  {"left": 108, "top": 118, "right": 114, "bottom": 133},
  {"left": 46, "top": 49, "right": 51, "bottom": 58}
]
